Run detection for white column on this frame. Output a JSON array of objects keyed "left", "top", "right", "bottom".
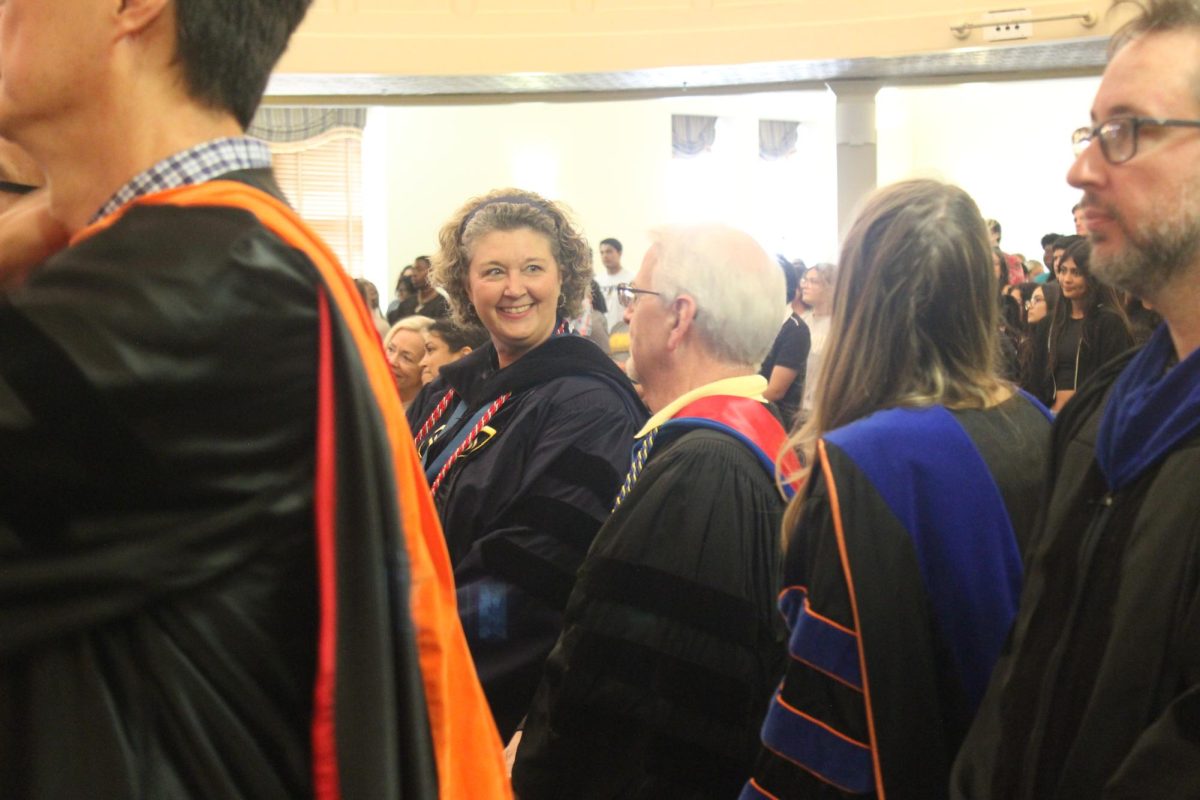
[{"left": 828, "top": 80, "right": 881, "bottom": 243}]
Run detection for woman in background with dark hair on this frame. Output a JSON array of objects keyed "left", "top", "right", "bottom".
[
  {"left": 747, "top": 179, "right": 1050, "bottom": 800},
  {"left": 1027, "top": 238, "right": 1132, "bottom": 412},
  {"left": 1020, "top": 282, "right": 1060, "bottom": 396},
  {"left": 996, "top": 262, "right": 1024, "bottom": 379},
  {"left": 1026, "top": 281, "right": 1060, "bottom": 327},
  {"left": 1009, "top": 282, "right": 1040, "bottom": 323},
  {"left": 1046, "top": 233, "right": 1084, "bottom": 278},
  {"left": 406, "top": 318, "right": 492, "bottom": 425},
  {"left": 419, "top": 318, "right": 489, "bottom": 385}
]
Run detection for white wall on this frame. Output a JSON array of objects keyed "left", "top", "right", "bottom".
[
  {"left": 362, "top": 90, "right": 838, "bottom": 295},
  {"left": 361, "top": 74, "right": 1103, "bottom": 296},
  {"left": 877, "top": 75, "right": 1102, "bottom": 263}
]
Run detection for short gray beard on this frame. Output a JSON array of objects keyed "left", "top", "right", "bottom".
[{"left": 1090, "top": 201, "right": 1200, "bottom": 299}]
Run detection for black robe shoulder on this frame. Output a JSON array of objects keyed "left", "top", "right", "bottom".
[
  {"left": 0, "top": 171, "right": 443, "bottom": 799},
  {"left": 514, "top": 426, "right": 787, "bottom": 799},
  {"left": 412, "top": 333, "right": 648, "bottom": 738}
]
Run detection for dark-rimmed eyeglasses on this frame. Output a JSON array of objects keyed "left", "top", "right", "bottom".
[
  {"left": 1072, "top": 117, "right": 1200, "bottom": 165},
  {"left": 616, "top": 283, "right": 661, "bottom": 308}
]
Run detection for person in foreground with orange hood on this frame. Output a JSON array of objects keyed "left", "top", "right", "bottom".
[{"left": 0, "top": 1, "right": 508, "bottom": 797}]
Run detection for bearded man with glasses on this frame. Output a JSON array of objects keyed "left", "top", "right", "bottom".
[{"left": 953, "top": 2, "right": 1200, "bottom": 798}]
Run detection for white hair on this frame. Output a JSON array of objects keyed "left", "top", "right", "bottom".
[
  {"left": 385, "top": 315, "right": 434, "bottom": 342},
  {"left": 648, "top": 223, "right": 782, "bottom": 366}
]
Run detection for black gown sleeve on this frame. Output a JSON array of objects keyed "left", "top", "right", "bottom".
[
  {"left": 749, "top": 460, "right": 877, "bottom": 800},
  {"left": 775, "top": 319, "right": 811, "bottom": 372},
  {"left": 1103, "top": 593, "right": 1200, "bottom": 800},
  {"left": 1021, "top": 318, "right": 1054, "bottom": 406},
  {"left": 513, "top": 430, "right": 785, "bottom": 800},
  {"left": 750, "top": 442, "right": 962, "bottom": 800},
  {"left": 451, "top": 379, "right": 643, "bottom": 739},
  {"left": 0, "top": 214, "right": 326, "bottom": 799},
  {"left": 1089, "top": 307, "right": 1135, "bottom": 377}
]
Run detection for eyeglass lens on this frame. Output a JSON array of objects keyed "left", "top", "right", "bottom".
[{"left": 1074, "top": 119, "right": 1136, "bottom": 164}]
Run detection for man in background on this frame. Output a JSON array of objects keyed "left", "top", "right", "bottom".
[
  {"left": 392, "top": 255, "right": 450, "bottom": 320},
  {"left": 760, "top": 255, "right": 810, "bottom": 429},
  {"left": 595, "top": 236, "right": 631, "bottom": 331}
]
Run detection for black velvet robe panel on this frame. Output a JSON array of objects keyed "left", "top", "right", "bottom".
[
  {"left": 954, "top": 352, "right": 1200, "bottom": 800},
  {"left": 0, "top": 171, "right": 437, "bottom": 799},
  {"left": 411, "top": 336, "right": 647, "bottom": 739},
  {"left": 513, "top": 427, "right": 787, "bottom": 799}
]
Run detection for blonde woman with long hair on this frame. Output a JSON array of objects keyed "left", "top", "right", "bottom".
[
  {"left": 746, "top": 180, "right": 1052, "bottom": 800},
  {"left": 798, "top": 261, "right": 836, "bottom": 422}
]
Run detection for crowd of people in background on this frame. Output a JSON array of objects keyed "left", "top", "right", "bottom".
[
  {"left": 381, "top": 201, "right": 1146, "bottom": 449},
  {"left": 361, "top": 139, "right": 1166, "bottom": 799},
  {"left": 369, "top": 5, "right": 1200, "bottom": 798},
  {"left": 359, "top": 35, "right": 1178, "bottom": 794}
]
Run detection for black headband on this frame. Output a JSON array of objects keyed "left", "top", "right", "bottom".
[{"left": 458, "top": 195, "right": 558, "bottom": 239}]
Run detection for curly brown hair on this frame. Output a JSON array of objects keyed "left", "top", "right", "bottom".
[{"left": 431, "top": 188, "right": 593, "bottom": 327}]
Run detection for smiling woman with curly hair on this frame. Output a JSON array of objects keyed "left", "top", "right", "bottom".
[{"left": 408, "top": 188, "right": 647, "bottom": 739}]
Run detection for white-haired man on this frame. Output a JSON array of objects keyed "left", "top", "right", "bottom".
[
  {"left": 512, "top": 223, "right": 797, "bottom": 797},
  {"left": 953, "top": 2, "right": 1200, "bottom": 797}
]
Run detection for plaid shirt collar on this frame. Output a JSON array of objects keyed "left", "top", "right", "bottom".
[{"left": 91, "top": 136, "right": 273, "bottom": 223}]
